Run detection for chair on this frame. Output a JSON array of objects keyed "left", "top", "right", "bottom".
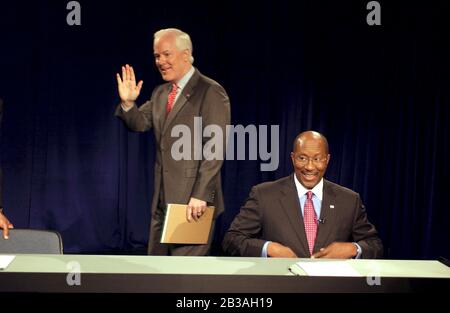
[{"left": 0, "top": 229, "right": 63, "bottom": 254}]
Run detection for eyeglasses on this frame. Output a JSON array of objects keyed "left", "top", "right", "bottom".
[{"left": 294, "top": 156, "right": 328, "bottom": 166}]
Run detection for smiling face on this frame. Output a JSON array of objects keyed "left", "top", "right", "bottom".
[
  {"left": 291, "top": 131, "right": 330, "bottom": 189},
  {"left": 153, "top": 33, "right": 191, "bottom": 82}
]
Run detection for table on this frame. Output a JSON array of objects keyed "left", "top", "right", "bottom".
[{"left": 1, "top": 255, "right": 449, "bottom": 293}]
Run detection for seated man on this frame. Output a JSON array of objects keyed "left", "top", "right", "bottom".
[{"left": 223, "top": 130, "right": 383, "bottom": 258}]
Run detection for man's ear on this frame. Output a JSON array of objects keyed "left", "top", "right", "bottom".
[
  {"left": 290, "top": 152, "right": 296, "bottom": 164},
  {"left": 183, "top": 49, "right": 190, "bottom": 62}
]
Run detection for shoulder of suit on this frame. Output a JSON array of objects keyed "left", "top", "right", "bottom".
[
  {"left": 324, "top": 179, "right": 359, "bottom": 197},
  {"left": 252, "top": 175, "right": 291, "bottom": 192},
  {"left": 150, "top": 69, "right": 224, "bottom": 91},
  {"left": 196, "top": 70, "right": 226, "bottom": 90}
]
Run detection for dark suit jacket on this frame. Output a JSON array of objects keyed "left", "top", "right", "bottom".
[
  {"left": 115, "top": 69, "right": 230, "bottom": 253},
  {"left": 223, "top": 175, "right": 383, "bottom": 258}
]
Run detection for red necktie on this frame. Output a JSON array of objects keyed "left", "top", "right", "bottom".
[
  {"left": 304, "top": 191, "right": 318, "bottom": 255},
  {"left": 166, "top": 83, "right": 178, "bottom": 114}
]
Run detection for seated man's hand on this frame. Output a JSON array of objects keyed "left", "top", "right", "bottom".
[
  {"left": 186, "top": 197, "right": 207, "bottom": 222},
  {"left": 311, "top": 242, "right": 357, "bottom": 259},
  {"left": 267, "top": 242, "right": 298, "bottom": 258},
  {"left": 0, "top": 211, "right": 14, "bottom": 239}
]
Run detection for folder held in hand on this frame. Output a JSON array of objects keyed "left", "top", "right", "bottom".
[{"left": 160, "top": 204, "right": 215, "bottom": 244}]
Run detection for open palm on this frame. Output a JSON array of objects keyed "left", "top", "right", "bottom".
[{"left": 116, "top": 64, "right": 143, "bottom": 103}]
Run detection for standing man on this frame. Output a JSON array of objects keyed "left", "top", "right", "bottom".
[
  {"left": 223, "top": 131, "right": 383, "bottom": 258},
  {"left": 115, "top": 28, "right": 230, "bottom": 256},
  {"left": 0, "top": 98, "right": 14, "bottom": 239}
]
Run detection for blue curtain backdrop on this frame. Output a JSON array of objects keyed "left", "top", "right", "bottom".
[{"left": 0, "top": 0, "right": 448, "bottom": 258}]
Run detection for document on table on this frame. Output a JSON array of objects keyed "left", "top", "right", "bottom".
[
  {"left": 289, "top": 260, "right": 362, "bottom": 277},
  {"left": 161, "top": 204, "right": 215, "bottom": 244},
  {"left": 0, "top": 255, "right": 15, "bottom": 270}
]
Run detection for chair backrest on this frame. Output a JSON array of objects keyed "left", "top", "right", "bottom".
[{"left": 0, "top": 229, "right": 63, "bottom": 254}]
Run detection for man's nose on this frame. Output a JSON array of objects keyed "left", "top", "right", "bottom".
[
  {"left": 305, "top": 159, "right": 315, "bottom": 170},
  {"left": 159, "top": 56, "right": 167, "bottom": 64}
]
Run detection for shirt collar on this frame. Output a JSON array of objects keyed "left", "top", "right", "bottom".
[
  {"left": 175, "top": 66, "right": 195, "bottom": 91},
  {"left": 293, "top": 175, "right": 324, "bottom": 201}
]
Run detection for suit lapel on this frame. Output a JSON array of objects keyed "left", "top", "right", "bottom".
[
  {"left": 279, "top": 175, "right": 309, "bottom": 256},
  {"left": 162, "top": 69, "right": 200, "bottom": 136},
  {"left": 313, "top": 179, "right": 337, "bottom": 252},
  {"left": 155, "top": 84, "right": 170, "bottom": 131}
]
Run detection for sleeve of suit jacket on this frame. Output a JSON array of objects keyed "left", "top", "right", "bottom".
[
  {"left": 222, "top": 186, "right": 267, "bottom": 257},
  {"left": 190, "top": 83, "right": 230, "bottom": 202},
  {"left": 114, "top": 87, "right": 158, "bottom": 132},
  {"left": 352, "top": 195, "right": 384, "bottom": 258}
]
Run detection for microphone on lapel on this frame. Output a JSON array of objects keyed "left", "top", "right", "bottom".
[{"left": 317, "top": 218, "right": 325, "bottom": 224}]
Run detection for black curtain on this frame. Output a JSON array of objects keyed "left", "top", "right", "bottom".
[{"left": 0, "top": 0, "right": 448, "bottom": 259}]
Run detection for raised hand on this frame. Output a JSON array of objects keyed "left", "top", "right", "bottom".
[{"left": 116, "top": 64, "right": 143, "bottom": 108}]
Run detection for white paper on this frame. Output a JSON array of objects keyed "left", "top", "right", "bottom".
[
  {"left": 0, "top": 255, "right": 16, "bottom": 270},
  {"left": 292, "top": 260, "right": 362, "bottom": 277}
]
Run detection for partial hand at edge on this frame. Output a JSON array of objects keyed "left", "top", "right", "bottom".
[{"left": 0, "top": 211, "right": 14, "bottom": 239}]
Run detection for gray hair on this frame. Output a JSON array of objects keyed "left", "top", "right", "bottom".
[{"left": 154, "top": 28, "right": 194, "bottom": 64}]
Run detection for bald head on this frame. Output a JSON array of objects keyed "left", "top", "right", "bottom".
[{"left": 292, "top": 131, "right": 329, "bottom": 154}]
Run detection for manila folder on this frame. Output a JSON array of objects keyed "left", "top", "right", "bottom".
[{"left": 160, "top": 204, "right": 215, "bottom": 244}]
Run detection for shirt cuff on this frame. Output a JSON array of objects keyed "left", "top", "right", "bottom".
[
  {"left": 353, "top": 242, "right": 362, "bottom": 259},
  {"left": 121, "top": 103, "right": 133, "bottom": 112},
  {"left": 262, "top": 241, "right": 271, "bottom": 258}
]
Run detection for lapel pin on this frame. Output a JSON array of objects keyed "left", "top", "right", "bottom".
[{"left": 330, "top": 205, "right": 335, "bottom": 209}]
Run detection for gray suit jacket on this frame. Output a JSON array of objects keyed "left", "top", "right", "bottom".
[
  {"left": 115, "top": 69, "right": 230, "bottom": 252},
  {"left": 223, "top": 175, "right": 383, "bottom": 258}
]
